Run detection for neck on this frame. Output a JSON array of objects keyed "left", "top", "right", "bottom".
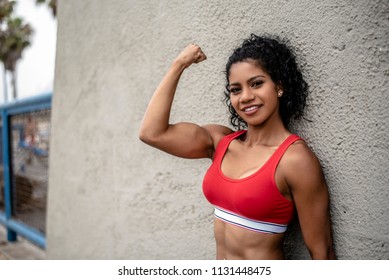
[{"left": 243, "top": 121, "right": 290, "bottom": 147}]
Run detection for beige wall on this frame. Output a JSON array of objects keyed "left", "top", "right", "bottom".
[{"left": 47, "top": 0, "right": 389, "bottom": 259}]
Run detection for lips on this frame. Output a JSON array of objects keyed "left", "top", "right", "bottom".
[{"left": 241, "top": 105, "right": 262, "bottom": 115}]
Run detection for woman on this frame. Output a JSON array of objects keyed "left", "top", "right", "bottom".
[{"left": 139, "top": 34, "right": 336, "bottom": 260}]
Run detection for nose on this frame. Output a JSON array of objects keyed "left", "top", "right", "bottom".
[{"left": 240, "top": 86, "right": 255, "bottom": 103}]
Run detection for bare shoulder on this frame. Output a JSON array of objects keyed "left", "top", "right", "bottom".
[
  {"left": 284, "top": 139, "right": 320, "bottom": 167},
  {"left": 281, "top": 139, "right": 326, "bottom": 191}
]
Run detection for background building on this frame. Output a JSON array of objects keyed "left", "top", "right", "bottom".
[{"left": 46, "top": 0, "right": 388, "bottom": 259}]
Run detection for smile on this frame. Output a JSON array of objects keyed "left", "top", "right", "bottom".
[{"left": 242, "top": 105, "right": 261, "bottom": 113}]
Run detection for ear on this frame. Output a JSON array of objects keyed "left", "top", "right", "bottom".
[{"left": 276, "top": 84, "right": 284, "bottom": 97}]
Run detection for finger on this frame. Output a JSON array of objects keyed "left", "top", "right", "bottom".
[
  {"left": 191, "top": 44, "right": 202, "bottom": 52},
  {"left": 195, "top": 52, "right": 207, "bottom": 63},
  {"left": 199, "top": 51, "right": 207, "bottom": 60}
]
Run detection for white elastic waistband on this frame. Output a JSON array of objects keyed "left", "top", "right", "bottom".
[{"left": 214, "top": 208, "right": 287, "bottom": 234}]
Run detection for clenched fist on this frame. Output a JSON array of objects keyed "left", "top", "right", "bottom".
[{"left": 174, "top": 44, "right": 207, "bottom": 69}]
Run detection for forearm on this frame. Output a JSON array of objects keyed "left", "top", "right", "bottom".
[
  {"left": 309, "top": 243, "right": 336, "bottom": 260},
  {"left": 139, "top": 60, "right": 186, "bottom": 142},
  {"left": 305, "top": 219, "right": 337, "bottom": 260}
]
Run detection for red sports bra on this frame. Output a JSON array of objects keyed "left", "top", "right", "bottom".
[{"left": 202, "top": 130, "right": 302, "bottom": 234}]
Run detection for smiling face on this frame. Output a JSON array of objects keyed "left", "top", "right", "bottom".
[{"left": 228, "top": 60, "right": 283, "bottom": 129}]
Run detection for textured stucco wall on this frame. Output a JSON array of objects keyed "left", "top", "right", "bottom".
[{"left": 47, "top": 0, "right": 389, "bottom": 259}]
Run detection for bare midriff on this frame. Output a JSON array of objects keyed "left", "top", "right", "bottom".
[{"left": 214, "top": 218, "right": 286, "bottom": 260}]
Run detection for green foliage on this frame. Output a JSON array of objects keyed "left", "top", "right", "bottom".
[
  {"left": 0, "top": 16, "right": 33, "bottom": 71},
  {"left": 0, "top": 0, "right": 15, "bottom": 22},
  {"left": 0, "top": 0, "right": 33, "bottom": 99},
  {"left": 36, "top": 0, "right": 56, "bottom": 17},
  {"left": 0, "top": 0, "right": 56, "bottom": 100}
]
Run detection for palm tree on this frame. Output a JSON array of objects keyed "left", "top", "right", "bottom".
[
  {"left": 0, "top": 0, "right": 14, "bottom": 21},
  {"left": 36, "top": 0, "right": 57, "bottom": 17},
  {"left": 0, "top": 0, "right": 15, "bottom": 101},
  {"left": 0, "top": 16, "right": 33, "bottom": 100}
]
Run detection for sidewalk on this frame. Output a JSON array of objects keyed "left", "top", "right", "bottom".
[{"left": 0, "top": 226, "right": 46, "bottom": 260}]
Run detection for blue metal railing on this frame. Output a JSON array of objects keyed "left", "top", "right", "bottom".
[{"left": 0, "top": 93, "right": 52, "bottom": 248}]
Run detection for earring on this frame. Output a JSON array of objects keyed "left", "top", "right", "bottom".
[{"left": 278, "top": 91, "right": 283, "bottom": 97}]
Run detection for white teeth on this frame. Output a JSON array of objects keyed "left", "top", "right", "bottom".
[{"left": 244, "top": 106, "right": 259, "bottom": 112}]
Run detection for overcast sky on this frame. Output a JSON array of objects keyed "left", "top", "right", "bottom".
[{"left": 0, "top": 0, "right": 57, "bottom": 103}]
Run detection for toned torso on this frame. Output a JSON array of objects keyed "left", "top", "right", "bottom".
[
  {"left": 214, "top": 133, "right": 294, "bottom": 260},
  {"left": 214, "top": 219, "right": 285, "bottom": 259}
]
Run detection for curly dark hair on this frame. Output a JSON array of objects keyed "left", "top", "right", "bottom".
[{"left": 224, "top": 34, "right": 308, "bottom": 129}]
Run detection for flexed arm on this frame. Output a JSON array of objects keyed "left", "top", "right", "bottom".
[{"left": 139, "top": 44, "right": 231, "bottom": 159}]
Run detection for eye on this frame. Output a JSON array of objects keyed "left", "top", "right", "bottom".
[
  {"left": 251, "top": 80, "right": 264, "bottom": 88},
  {"left": 229, "top": 87, "right": 241, "bottom": 95}
]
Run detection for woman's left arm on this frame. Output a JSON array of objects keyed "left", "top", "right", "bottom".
[{"left": 284, "top": 141, "right": 336, "bottom": 260}]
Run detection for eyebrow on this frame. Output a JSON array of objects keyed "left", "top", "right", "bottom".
[{"left": 229, "top": 75, "right": 266, "bottom": 87}]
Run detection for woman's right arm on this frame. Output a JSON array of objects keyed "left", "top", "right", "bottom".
[{"left": 139, "top": 44, "right": 231, "bottom": 159}]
